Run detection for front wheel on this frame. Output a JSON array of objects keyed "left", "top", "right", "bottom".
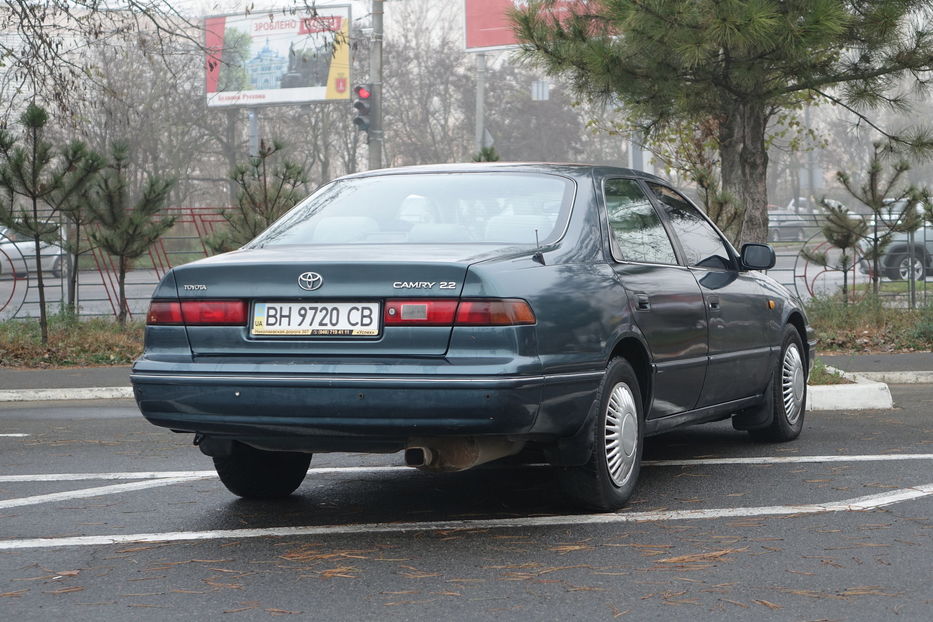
[
  {"left": 213, "top": 442, "right": 312, "bottom": 499},
  {"left": 558, "top": 358, "right": 644, "bottom": 511},
  {"left": 749, "top": 326, "right": 806, "bottom": 442}
]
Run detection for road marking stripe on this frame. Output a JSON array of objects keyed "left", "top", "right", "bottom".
[
  {"left": 1, "top": 483, "right": 930, "bottom": 551},
  {"left": 2, "top": 453, "right": 932, "bottom": 483},
  {"left": 641, "top": 454, "right": 933, "bottom": 466},
  {"left": 0, "top": 433, "right": 29, "bottom": 437},
  {"left": 0, "top": 477, "right": 208, "bottom": 510}
]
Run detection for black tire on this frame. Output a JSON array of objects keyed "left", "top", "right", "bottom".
[
  {"left": 749, "top": 326, "right": 806, "bottom": 443},
  {"left": 897, "top": 253, "right": 926, "bottom": 281},
  {"left": 885, "top": 252, "right": 927, "bottom": 281},
  {"left": 213, "top": 442, "right": 312, "bottom": 499},
  {"left": 558, "top": 358, "right": 644, "bottom": 511}
]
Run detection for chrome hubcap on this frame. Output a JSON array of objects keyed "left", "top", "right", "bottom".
[
  {"left": 605, "top": 382, "right": 638, "bottom": 487},
  {"left": 782, "top": 344, "right": 805, "bottom": 425}
]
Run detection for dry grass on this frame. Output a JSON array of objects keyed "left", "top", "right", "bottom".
[
  {"left": 806, "top": 295, "right": 933, "bottom": 353},
  {"left": 0, "top": 314, "right": 143, "bottom": 367},
  {"left": 808, "top": 360, "right": 852, "bottom": 385}
]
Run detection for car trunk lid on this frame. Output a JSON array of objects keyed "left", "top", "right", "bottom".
[{"left": 171, "top": 244, "right": 512, "bottom": 357}]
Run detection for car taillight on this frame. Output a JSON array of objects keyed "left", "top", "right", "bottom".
[
  {"left": 384, "top": 300, "right": 459, "bottom": 325},
  {"left": 383, "top": 299, "right": 535, "bottom": 327},
  {"left": 147, "top": 300, "right": 246, "bottom": 326},
  {"left": 181, "top": 300, "right": 247, "bottom": 325},
  {"left": 455, "top": 299, "right": 536, "bottom": 325},
  {"left": 147, "top": 301, "right": 183, "bottom": 325}
]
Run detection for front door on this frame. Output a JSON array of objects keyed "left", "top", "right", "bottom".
[{"left": 646, "top": 183, "right": 772, "bottom": 407}]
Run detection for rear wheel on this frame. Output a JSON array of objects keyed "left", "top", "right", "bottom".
[
  {"left": 213, "top": 442, "right": 312, "bottom": 499},
  {"left": 558, "top": 358, "right": 644, "bottom": 511},
  {"left": 749, "top": 326, "right": 806, "bottom": 442},
  {"left": 896, "top": 254, "right": 927, "bottom": 281},
  {"left": 885, "top": 252, "right": 928, "bottom": 281}
]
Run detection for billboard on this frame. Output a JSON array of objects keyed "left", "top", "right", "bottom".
[
  {"left": 204, "top": 6, "right": 351, "bottom": 107},
  {"left": 465, "top": 0, "right": 580, "bottom": 52}
]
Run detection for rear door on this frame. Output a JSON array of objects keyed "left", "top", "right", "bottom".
[{"left": 603, "top": 178, "right": 708, "bottom": 418}]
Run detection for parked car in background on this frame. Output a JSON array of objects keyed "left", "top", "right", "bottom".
[
  {"left": 132, "top": 163, "right": 815, "bottom": 512},
  {"left": 853, "top": 199, "right": 931, "bottom": 280},
  {"left": 880, "top": 224, "right": 932, "bottom": 281},
  {"left": 0, "top": 226, "right": 67, "bottom": 278},
  {"left": 767, "top": 209, "right": 811, "bottom": 242}
]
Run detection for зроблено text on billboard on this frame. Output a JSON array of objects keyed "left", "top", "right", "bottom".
[{"left": 204, "top": 6, "right": 351, "bottom": 107}]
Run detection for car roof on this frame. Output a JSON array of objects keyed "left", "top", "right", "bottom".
[{"left": 336, "top": 162, "right": 669, "bottom": 184}]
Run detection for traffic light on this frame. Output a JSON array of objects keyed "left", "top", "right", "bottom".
[{"left": 352, "top": 84, "right": 372, "bottom": 133}]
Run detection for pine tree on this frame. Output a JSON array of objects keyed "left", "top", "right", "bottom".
[
  {"left": 0, "top": 104, "right": 101, "bottom": 343},
  {"left": 59, "top": 144, "right": 105, "bottom": 314},
  {"left": 801, "top": 202, "right": 867, "bottom": 305},
  {"left": 88, "top": 141, "right": 175, "bottom": 325},
  {"left": 834, "top": 142, "right": 926, "bottom": 295},
  {"left": 206, "top": 139, "right": 307, "bottom": 254},
  {"left": 512, "top": 1, "right": 933, "bottom": 244},
  {"left": 472, "top": 146, "right": 501, "bottom": 162}
]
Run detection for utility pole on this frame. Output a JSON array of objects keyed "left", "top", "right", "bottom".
[
  {"left": 475, "top": 53, "right": 486, "bottom": 153},
  {"left": 247, "top": 108, "right": 259, "bottom": 157},
  {"left": 369, "top": 0, "right": 384, "bottom": 170}
]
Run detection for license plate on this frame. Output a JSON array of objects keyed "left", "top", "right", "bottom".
[{"left": 251, "top": 301, "right": 381, "bottom": 336}]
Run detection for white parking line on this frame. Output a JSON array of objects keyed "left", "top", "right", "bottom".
[
  {"left": 641, "top": 453, "right": 933, "bottom": 466},
  {"left": 1, "top": 483, "right": 930, "bottom": 551},
  {"left": 0, "top": 477, "right": 209, "bottom": 510},
  {"left": 0, "top": 433, "right": 29, "bottom": 437},
  {"left": 2, "top": 453, "right": 931, "bottom": 483}
]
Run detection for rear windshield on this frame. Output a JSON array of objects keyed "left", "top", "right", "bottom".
[{"left": 249, "top": 172, "right": 575, "bottom": 247}]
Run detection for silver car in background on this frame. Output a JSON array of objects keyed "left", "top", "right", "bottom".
[{"left": 0, "top": 226, "right": 66, "bottom": 278}]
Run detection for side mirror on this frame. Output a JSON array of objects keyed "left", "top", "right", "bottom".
[{"left": 740, "top": 243, "right": 775, "bottom": 271}]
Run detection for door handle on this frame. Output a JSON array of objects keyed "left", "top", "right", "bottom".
[
  {"left": 708, "top": 295, "right": 720, "bottom": 310},
  {"left": 636, "top": 294, "right": 650, "bottom": 310}
]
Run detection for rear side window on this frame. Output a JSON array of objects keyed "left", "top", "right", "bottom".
[
  {"left": 648, "top": 183, "right": 733, "bottom": 270},
  {"left": 250, "top": 173, "right": 574, "bottom": 247},
  {"left": 604, "top": 179, "right": 677, "bottom": 265}
]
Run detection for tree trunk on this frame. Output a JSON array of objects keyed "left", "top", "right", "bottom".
[
  {"left": 67, "top": 223, "right": 80, "bottom": 313},
  {"left": 117, "top": 255, "right": 128, "bottom": 326},
  {"left": 719, "top": 101, "right": 770, "bottom": 245},
  {"left": 32, "top": 231, "right": 48, "bottom": 345}
]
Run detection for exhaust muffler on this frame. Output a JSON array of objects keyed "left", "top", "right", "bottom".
[{"left": 404, "top": 437, "right": 524, "bottom": 472}]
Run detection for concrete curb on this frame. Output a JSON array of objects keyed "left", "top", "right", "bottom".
[
  {"left": 806, "top": 367, "right": 894, "bottom": 411},
  {"left": 0, "top": 387, "right": 134, "bottom": 402},
  {"left": 839, "top": 371, "right": 933, "bottom": 385}
]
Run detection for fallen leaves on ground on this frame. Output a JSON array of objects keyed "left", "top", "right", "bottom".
[{"left": 657, "top": 548, "right": 748, "bottom": 564}]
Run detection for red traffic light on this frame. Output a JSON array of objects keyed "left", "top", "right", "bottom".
[{"left": 354, "top": 85, "right": 371, "bottom": 99}]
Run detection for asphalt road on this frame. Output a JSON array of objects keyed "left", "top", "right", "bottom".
[{"left": 0, "top": 386, "right": 931, "bottom": 620}]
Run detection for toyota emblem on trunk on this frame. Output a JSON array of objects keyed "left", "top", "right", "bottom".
[{"left": 297, "top": 271, "right": 323, "bottom": 291}]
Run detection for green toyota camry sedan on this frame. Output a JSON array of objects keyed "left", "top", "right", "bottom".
[{"left": 132, "top": 163, "right": 815, "bottom": 511}]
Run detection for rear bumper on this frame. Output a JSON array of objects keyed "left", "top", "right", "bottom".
[{"left": 130, "top": 367, "right": 601, "bottom": 451}]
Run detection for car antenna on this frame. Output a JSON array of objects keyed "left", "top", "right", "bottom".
[{"left": 532, "top": 228, "right": 546, "bottom": 265}]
